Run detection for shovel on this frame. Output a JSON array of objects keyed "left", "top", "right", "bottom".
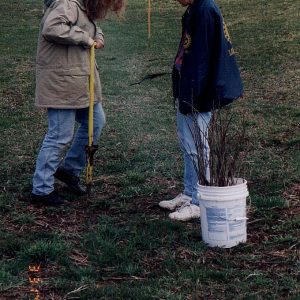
[{"left": 85, "top": 44, "right": 98, "bottom": 194}]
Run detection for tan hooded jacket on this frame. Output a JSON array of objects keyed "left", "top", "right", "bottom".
[{"left": 35, "top": 0, "right": 103, "bottom": 108}]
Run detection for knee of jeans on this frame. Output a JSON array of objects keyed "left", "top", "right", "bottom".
[
  {"left": 46, "top": 128, "right": 74, "bottom": 147},
  {"left": 190, "top": 150, "right": 210, "bottom": 161},
  {"left": 61, "top": 134, "right": 74, "bottom": 146},
  {"left": 185, "top": 150, "right": 198, "bottom": 160},
  {"left": 94, "top": 114, "right": 106, "bottom": 134},
  {"left": 181, "top": 139, "right": 197, "bottom": 155}
]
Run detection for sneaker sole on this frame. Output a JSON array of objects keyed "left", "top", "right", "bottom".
[
  {"left": 158, "top": 203, "right": 176, "bottom": 210},
  {"left": 168, "top": 213, "right": 200, "bottom": 221},
  {"left": 159, "top": 199, "right": 192, "bottom": 211}
]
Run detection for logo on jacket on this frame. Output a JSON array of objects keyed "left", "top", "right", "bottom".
[
  {"left": 223, "top": 21, "right": 231, "bottom": 43},
  {"left": 184, "top": 34, "right": 192, "bottom": 51},
  {"left": 223, "top": 20, "right": 236, "bottom": 56}
]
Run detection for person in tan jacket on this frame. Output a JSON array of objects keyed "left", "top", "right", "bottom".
[{"left": 32, "top": 0, "right": 125, "bottom": 206}]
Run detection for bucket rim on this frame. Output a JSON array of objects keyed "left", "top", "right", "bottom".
[
  {"left": 197, "top": 178, "right": 249, "bottom": 201},
  {"left": 197, "top": 178, "right": 247, "bottom": 190}
]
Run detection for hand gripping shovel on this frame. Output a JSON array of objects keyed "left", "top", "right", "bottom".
[{"left": 85, "top": 44, "right": 98, "bottom": 194}]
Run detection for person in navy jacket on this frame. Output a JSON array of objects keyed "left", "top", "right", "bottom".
[{"left": 159, "top": 0, "right": 243, "bottom": 221}]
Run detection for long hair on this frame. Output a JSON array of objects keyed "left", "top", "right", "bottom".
[{"left": 84, "top": 0, "right": 125, "bottom": 20}]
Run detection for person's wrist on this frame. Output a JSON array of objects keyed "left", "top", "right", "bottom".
[
  {"left": 97, "top": 36, "right": 104, "bottom": 44},
  {"left": 88, "top": 37, "right": 94, "bottom": 47}
]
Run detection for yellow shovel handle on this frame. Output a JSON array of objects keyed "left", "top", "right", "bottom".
[
  {"left": 88, "top": 44, "right": 95, "bottom": 147},
  {"left": 86, "top": 44, "right": 95, "bottom": 188}
]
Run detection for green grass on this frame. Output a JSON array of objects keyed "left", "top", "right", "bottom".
[{"left": 0, "top": 0, "right": 299, "bottom": 299}]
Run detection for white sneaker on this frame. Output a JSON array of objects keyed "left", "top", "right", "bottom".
[
  {"left": 168, "top": 203, "right": 200, "bottom": 221},
  {"left": 159, "top": 193, "right": 192, "bottom": 211}
]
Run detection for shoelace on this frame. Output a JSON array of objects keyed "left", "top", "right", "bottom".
[{"left": 176, "top": 202, "right": 192, "bottom": 212}]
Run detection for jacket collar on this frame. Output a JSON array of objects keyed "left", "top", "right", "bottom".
[{"left": 70, "top": 0, "right": 86, "bottom": 11}]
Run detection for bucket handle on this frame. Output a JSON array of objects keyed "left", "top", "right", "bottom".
[{"left": 218, "top": 217, "right": 248, "bottom": 221}]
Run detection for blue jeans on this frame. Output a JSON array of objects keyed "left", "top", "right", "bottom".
[
  {"left": 32, "top": 102, "right": 105, "bottom": 195},
  {"left": 176, "top": 110, "right": 211, "bottom": 206}
]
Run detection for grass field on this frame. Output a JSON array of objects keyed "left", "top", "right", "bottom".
[{"left": 0, "top": 0, "right": 299, "bottom": 299}]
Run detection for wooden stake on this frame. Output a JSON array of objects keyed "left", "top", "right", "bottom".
[{"left": 148, "top": 0, "right": 151, "bottom": 38}]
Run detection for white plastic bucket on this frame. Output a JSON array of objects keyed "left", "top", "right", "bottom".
[{"left": 197, "top": 178, "right": 249, "bottom": 248}]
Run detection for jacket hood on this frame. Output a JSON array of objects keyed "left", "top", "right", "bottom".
[
  {"left": 44, "top": 0, "right": 56, "bottom": 7},
  {"left": 44, "top": 0, "right": 86, "bottom": 11},
  {"left": 70, "top": 0, "right": 86, "bottom": 11}
]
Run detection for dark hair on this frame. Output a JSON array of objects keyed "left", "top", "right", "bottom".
[{"left": 84, "top": 0, "right": 125, "bottom": 20}]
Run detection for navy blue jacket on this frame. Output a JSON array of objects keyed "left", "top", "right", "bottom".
[{"left": 172, "top": 0, "right": 243, "bottom": 114}]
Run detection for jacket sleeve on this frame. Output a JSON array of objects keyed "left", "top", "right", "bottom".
[
  {"left": 95, "top": 26, "right": 104, "bottom": 43},
  {"left": 42, "top": 1, "right": 92, "bottom": 47},
  {"left": 178, "top": 7, "right": 217, "bottom": 114}
]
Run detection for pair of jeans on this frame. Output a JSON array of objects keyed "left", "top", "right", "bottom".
[
  {"left": 176, "top": 110, "right": 211, "bottom": 206},
  {"left": 32, "top": 102, "right": 105, "bottom": 195}
]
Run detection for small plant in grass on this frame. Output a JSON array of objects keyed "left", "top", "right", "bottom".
[
  {"left": 185, "top": 107, "right": 249, "bottom": 187},
  {"left": 20, "top": 240, "right": 70, "bottom": 266}
]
